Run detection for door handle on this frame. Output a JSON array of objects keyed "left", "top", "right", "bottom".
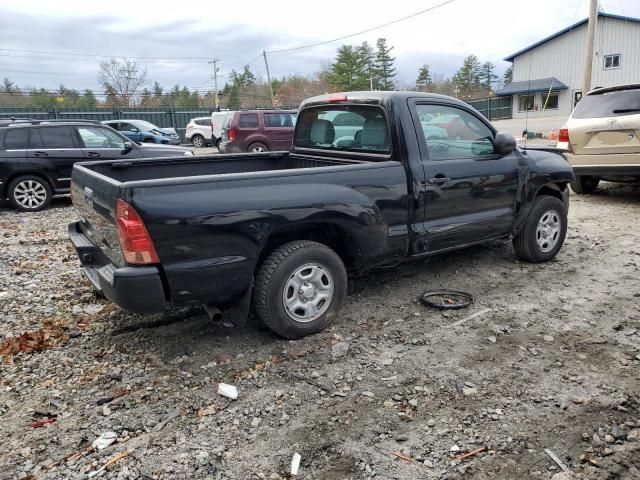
[
  {"left": 427, "top": 176, "right": 451, "bottom": 185},
  {"left": 87, "top": 152, "right": 101, "bottom": 158},
  {"left": 33, "top": 151, "right": 49, "bottom": 157}
]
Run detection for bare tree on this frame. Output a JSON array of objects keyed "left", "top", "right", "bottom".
[{"left": 98, "top": 58, "right": 147, "bottom": 106}]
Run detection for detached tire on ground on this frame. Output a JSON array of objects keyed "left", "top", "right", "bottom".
[
  {"left": 570, "top": 175, "right": 599, "bottom": 194},
  {"left": 513, "top": 195, "right": 567, "bottom": 263},
  {"left": 253, "top": 240, "right": 347, "bottom": 339},
  {"left": 8, "top": 175, "right": 52, "bottom": 212}
]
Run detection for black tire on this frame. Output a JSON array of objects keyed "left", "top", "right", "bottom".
[
  {"left": 215, "top": 138, "right": 222, "bottom": 153},
  {"left": 513, "top": 195, "right": 567, "bottom": 263},
  {"left": 143, "top": 138, "right": 155, "bottom": 143},
  {"left": 247, "top": 142, "right": 268, "bottom": 153},
  {"left": 191, "top": 134, "right": 205, "bottom": 148},
  {"left": 253, "top": 240, "right": 347, "bottom": 339},
  {"left": 570, "top": 175, "right": 599, "bottom": 194},
  {"left": 8, "top": 175, "right": 52, "bottom": 212}
]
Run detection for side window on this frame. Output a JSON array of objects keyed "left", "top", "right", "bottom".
[
  {"left": 28, "top": 130, "right": 44, "bottom": 149},
  {"left": 120, "top": 122, "right": 137, "bottom": 132},
  {"left": 77, "top": 127, "right": 126, "bottom": 149},
  {"left": 197, "top": 119, "right": 211, "bottom": 126},
  {"left": 264, "top": 113, "right": 294, "bottom": 127},
  {"left": 415, "top": 104, "right": 494, "bottom": 161},
  {"left": 3, "top": 128, "right": 28, "bottom": 149},
  {"left": 239, "top": 113, "right": 258, "bottom": 128},
  {"left": 39, "top": 127, "right": 75, "bottom": 148}
]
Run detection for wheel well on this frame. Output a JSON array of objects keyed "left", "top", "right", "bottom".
[
  {"left": 257, "top": 224, "right": 360, "bottom": 273},
  {"left": 5, "top": 172, "right": 54, "bottom": 195},
  {"left": 536, "top": 183, "right": 566, "bottom": 201}
]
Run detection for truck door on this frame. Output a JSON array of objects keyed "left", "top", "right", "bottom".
[{"left": 410, "top": 101, "right": 519, "bottom": 252}]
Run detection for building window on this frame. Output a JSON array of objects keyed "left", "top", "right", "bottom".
[
  {"left": 541, "top": 91, "right": 559, "bottom": 110},
  {"left": 604, "top": 54, "right": 621, "bottom": 69},
  {"left": 518, "top": 94, "right": 535, "bottom": 112}
]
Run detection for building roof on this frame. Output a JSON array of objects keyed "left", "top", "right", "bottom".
[
  {"left": 504, "top": 12, "right": 640, "bottom": 62},
  {"left": 495, "top": 77, "right": 568, "bottom": 96}
]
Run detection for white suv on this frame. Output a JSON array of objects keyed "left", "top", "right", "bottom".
[{"left": 185, "top": 117, "right": 212, "bottom": 148}]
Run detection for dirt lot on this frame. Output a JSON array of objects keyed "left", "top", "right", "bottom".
[{"left": 0, "top": 185, "right": 639, "bottom": 480}]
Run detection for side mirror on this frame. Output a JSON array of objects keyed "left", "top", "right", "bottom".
[
  {"left": 123, "top": 141, "right": 133, "bottom": 152},
  {"left": 494, "top": 131, "right": 516, "bottom": 155}
]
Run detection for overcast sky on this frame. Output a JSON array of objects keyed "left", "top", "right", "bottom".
[{"left": 2, "top": 0, "right": 640, "bottom": 93}]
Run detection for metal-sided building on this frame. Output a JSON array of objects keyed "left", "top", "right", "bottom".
[{"left": 497, "top": 12, "right": 640, "bottom": 119}]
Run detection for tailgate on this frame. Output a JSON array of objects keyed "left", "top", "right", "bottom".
[
  {"left": 569, "top": 114, "right": 640, "bottom": 155},
  {"left": 71, "top": 164, "right": 125, "bottom": 267}
]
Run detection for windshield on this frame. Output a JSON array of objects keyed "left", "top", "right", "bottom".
[
  {"left": 573, "top": 89, "right": 640, "bottom": 119},
  {"left": 294, "top": 105, "right": 390, "bottom": 154},
  {"left": 129, "top": 120, "right": 160, "bottom": 131}
]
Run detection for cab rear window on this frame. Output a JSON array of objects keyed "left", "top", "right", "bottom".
[
  {"left": 573, "top": 89, "right": 640, "bottom": 118},
  {"left": 294, "top": 105, "right": 390, "bottom": 154}
]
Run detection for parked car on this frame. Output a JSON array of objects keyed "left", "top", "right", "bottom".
[
  {"left": 220, "top": 110, "right": 297, "bottom": 153},
  {"left": 0, "top": 119, "right": 193, "bottom": 211},
  {"left": 425, "top": 114, "right": 480, "bottom": 140},
  {"left": 69, "top": 91, "right": 572, "bottom": 339},
  {"left": 211, "top": 111, "right": 234, "bottom": 152},
  {"left": 101, "top": 120, "right": 180, "bottom": 145},
  {"left": 185, "top": 117, "right": 212, "bottom": 148},
  {"left": 557, "top": 84, "right": 640, "bottom": 193}
]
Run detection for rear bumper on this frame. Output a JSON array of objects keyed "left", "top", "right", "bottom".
[
  {"left": 566, "top": 152, "right": 640, "bottom": 176},
  {"left": 68, "top": 221, "right": 166, "bottom": 314}
]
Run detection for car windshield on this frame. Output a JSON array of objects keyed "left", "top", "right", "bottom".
[
  {"left": 294, "top": 105, "right": 390, "bottom": 154},
  {"left": 129, "top": 120, "right": 160, "bottom": 131},
  {"left": 572, "top": 89, "right": 640, "bottom": 118}
]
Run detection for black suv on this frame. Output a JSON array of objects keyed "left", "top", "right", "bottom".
[{"left": 0, "top": 119, "right": 194, "bottom": 211}]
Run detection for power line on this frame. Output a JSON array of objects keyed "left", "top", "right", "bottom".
[{"left": 266, "top": 0, "right": 456, "bottom": 53}]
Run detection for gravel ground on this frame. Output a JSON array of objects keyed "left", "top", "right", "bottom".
[{"left": 0, "top": 185, "right": 639, "bottom": 480}]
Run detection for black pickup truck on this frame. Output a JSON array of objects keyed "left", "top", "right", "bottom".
[{"left": 69, "top": 92, "right": 573, "bottom": 338}]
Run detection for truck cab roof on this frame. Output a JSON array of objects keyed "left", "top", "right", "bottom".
[{"left": 300, "top": 91, "right": 473, "bottom": 109}]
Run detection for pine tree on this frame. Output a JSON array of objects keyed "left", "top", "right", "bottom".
[
  {"left": 503, "top": 66, "right": 513, "bottom": 85},
  {"left": 452, "top": 55, "right": 481, "bottom": 97},
  {"left": 227, "top": 86, "right": 240, "bottom": 110},
  {"left": 78, "top": 89, "right": 97, "bottom": 108},
  {"left": 358, "top": 41, "right": 376, "bottom": 90},
  {"left": 416, "top": 65, "right": 432, "bottom": 90},
  {"left": 479, "top": 62, "right": 499, "bottom": 91},
  {"left": 328, "top": 45, "right": 369, "bottom": 91},
  {"left": 374, "top": 38, "right": 396, "bottom": 90},
  {"left": 241, "top": 66, "right": 256, "bottom": 87},
  {"left": 139, "top": 88, "right": 152, "bottom": 106}
]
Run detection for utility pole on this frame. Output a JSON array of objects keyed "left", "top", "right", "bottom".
[
  {"left": 262, "top": 50, "right": 275, "bottom": 107},
  {"left": 208, "top": 59, "right": 219, "bottom": 111},
  {"left": 582, "top": 0, "right": 598, "bottom": 95}
]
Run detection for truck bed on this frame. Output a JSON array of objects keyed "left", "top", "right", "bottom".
[{"left": 85, "top": 152, "right": 359, "bottom": 183}]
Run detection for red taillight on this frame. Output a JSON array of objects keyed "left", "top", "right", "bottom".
[
  {"left": 329, "top": 94, "right": 347, "bottom": 103},
  {"left": 115, "top": 199, "right": 159, "bottom": 265},
  {"left": 229, "top": 128, "right": 237, "bottom": 141},
  {"left": 559, "top": 128, "right": 570, "bottom": 143}
]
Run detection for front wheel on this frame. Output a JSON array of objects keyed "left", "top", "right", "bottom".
[
  {"left": 253, "top": 240, "right": 347, "bottom": 339},
  {"left": 8, "top": 175, "right": 52, "bottom": 212},
  {"left": 513, "top": 195, "right": 567, "bottom": 263},
  {"left": 570, "top": 175, "right": 599, "bottom": 194}
]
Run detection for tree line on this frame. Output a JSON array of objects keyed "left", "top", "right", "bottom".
[{"left": 0, "top": 47, "right": 513, "bottom": 110}]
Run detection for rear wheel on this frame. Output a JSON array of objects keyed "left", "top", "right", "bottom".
[
  {"left": 8, "top": 175, "right": 52, "bottom": 212},
  {"left": 215, "top": 138, "right": 222, "bottom": 153},
  {"left": 513, "top": 195, "right": 567, "bottom": 263},
  {"left": 247, "top": 142, "right": 268, "bottom": 153},
  {"left": 253, "top": 240, "right": 347, "bottom": 339},
  {"left": 570, "top": 175, "right": 599, "bottom": 194},
  {"left": 191, "top": 134, "right": 205, "bottom": 148}
]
